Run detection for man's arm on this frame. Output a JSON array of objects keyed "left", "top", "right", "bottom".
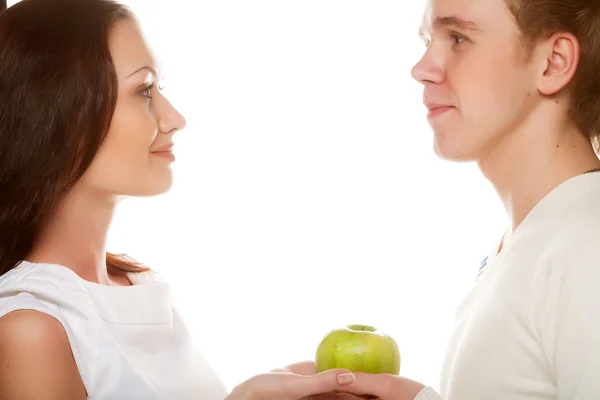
[
  {"left": 414, "top": 387, "right": 444, "bottom": 400},
  {"left": 0, "top": 310, "right": 87, "bottom": 400}
]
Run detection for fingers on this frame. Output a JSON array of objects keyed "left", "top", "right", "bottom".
[
  {"left": 271, "top": 360, "right": 317, "bottom": 375},
  {"left": 340, "top": 373, "right": 425, "bottom": 400},
  {"left": 280, "top": 369, "right": 356, "bottom": 399},
  {"left": 337, "top": 373, "right": 395, "bottom": 398},
  {"left": 305, "top": 394, "right": 367, "bottom": 400}
]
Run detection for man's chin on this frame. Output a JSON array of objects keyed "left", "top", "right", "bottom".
[{"left": 433, "top": 142, "right": 479, "bottom": 163}]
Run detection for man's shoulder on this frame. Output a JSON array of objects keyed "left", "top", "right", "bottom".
[{"left": 543, "top": 177, "right": 600, "bottom": 240}]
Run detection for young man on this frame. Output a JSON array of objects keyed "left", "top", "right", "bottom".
[{"left": 331, "top": 0, "right": 600, "bottom": 399}]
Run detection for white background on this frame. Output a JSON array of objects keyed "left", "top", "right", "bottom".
[{"left": 10, "top": 0, "right": 505, "bottom": 392}]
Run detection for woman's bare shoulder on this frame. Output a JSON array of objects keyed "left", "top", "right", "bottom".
[{"left": 0, "top": 310, "right": 87, "bottom": 400}]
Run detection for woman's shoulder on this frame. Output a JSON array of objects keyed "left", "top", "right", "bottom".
[
  {"left": 0, "top": 261, "right": 96, "bottom": 319},
  {"left": 0, "top": 309, "right": 88, "bottom": 399},
  {"left": 0, "top": 262, "right": 101, "bottom": 394},
  {"left": 0, "top": 260, "right": 86, "bottom": 293}
]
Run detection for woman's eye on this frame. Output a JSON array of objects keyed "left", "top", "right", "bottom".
[{"left": 141, "top": 84, "right": 154, "bottom": 99}]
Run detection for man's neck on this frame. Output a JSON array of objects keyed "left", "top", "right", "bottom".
[{"left": 478, "top": 113, "right": 600, "bottom": 238}]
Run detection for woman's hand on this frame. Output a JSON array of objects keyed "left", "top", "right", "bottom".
[
  {"left": 338, "top": 373, "right": 427, "bottom": 400},
  {"left": 227, "top": 361, "right": 357, "bottom": 400}
]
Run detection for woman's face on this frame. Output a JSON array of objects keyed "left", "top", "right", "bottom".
[{"left": 79, "top": 18, "right": 186, "bottom": 198}]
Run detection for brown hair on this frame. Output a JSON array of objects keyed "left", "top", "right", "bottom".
[
  {"left": 0, "top": 0, "right": 149, "bottom": 276},
  {"left": 506, "top": 0, "right": 600, "bottom": 149}
]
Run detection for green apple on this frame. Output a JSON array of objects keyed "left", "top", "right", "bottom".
[{"left": 315, "top": 324, "right": 400, "bottom": 375}]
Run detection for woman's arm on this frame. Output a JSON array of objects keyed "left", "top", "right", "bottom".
[{"left": 0, "top": 310, "right": 87, "bottom": 400}]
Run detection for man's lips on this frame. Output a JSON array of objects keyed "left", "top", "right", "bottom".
[{"left": 425, "top": 103, "right": 455, "bottom": 119}]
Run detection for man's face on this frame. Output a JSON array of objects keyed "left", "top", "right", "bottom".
[{"left": 412, "top": 0, "right": 539, "bottom": 162}]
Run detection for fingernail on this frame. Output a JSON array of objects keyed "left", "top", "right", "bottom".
[{"left": 337, "top": 372, "right": 356, "bottom": 385}]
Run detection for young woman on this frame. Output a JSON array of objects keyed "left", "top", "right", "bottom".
[{"left": 0, "top": 1, "right": 356, "bottom": 398}]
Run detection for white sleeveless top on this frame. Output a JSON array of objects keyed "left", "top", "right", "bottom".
[{"left": 0, "top": 261, "right": 228, "bottom": 400}]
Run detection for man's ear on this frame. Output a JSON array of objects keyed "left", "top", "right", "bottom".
[{"left": 535, "top": 32, "right": 580, "bottom": 96}]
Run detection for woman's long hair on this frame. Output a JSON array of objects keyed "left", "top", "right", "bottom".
[{"left": 0, "top": 0, "right": 149, "bottom": 276}]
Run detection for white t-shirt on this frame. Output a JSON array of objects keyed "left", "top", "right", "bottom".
[
  {"left": 437, "top": 171, "right": 600, "bottom": 399},
  {"left": 0, "top": 261, "right": 228, "bottom": 400}
]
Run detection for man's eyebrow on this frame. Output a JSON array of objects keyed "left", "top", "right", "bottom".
[
  {"left": 419, "top": 15, "right": 481, "bottom": 37},
  {"left": 127, "top": 66, "right": 158, "bottom": 79},
  {"left": 434, "top": 15, "right": 480, "bottom": 31}
]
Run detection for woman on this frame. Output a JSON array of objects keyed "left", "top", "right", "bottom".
[{"left": 0, "top": 0, "right": 357, "bottom": 398}]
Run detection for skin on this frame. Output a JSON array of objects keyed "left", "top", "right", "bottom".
[
  {"left": 25, "top": 19, "right": 186, "bottom": 286},
  {"left": 0, "top": 18, "right": 357, "bottom": 400},
  {"left": 332, "top": 0, "right": 600, "bottom": 398},
  {"left": 0, "top": 18, "right": 186, "bottom": 399},
  {"left": 4, "top": 0, "right": 599, "bottom": 397},
  {"left": 230, "top": 362, "right": 359, "bottom": 400},
  {"left": 413, "top": 0, "right": 600, "bottom": 239},
  {"left": 0, "top": 310, "right": 89, "bottom": 399}
]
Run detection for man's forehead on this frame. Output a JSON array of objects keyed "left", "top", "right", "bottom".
[{"left": 419, "top": 0, "right": 509, "bottom": 34}]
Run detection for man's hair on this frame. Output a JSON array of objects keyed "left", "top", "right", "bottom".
[{"left": 506, "top": 1, "right": 600, "bottom": 150}]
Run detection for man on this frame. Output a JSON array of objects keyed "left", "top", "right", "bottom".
[{"left": 329, "top": 0, "right": 600, "bottom": 398}]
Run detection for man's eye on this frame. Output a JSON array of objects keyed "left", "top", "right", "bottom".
[{"left": 450, "top": 33, "right": 467, "bottom": 44}]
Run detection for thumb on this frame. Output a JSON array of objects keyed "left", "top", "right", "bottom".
[
  {"left": 342, "top": 373, "right": 425, "bottom": 400},
  {"left": 283, "top": 369, "right": 356, "bottom": 398}
]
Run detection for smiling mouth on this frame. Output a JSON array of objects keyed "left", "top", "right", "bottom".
[
  {"left": 427, "top": 106, "right": 454, "bottom": 119},
  {"left": 151, "top": 150, "right": 175, "bottom": 161}
]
